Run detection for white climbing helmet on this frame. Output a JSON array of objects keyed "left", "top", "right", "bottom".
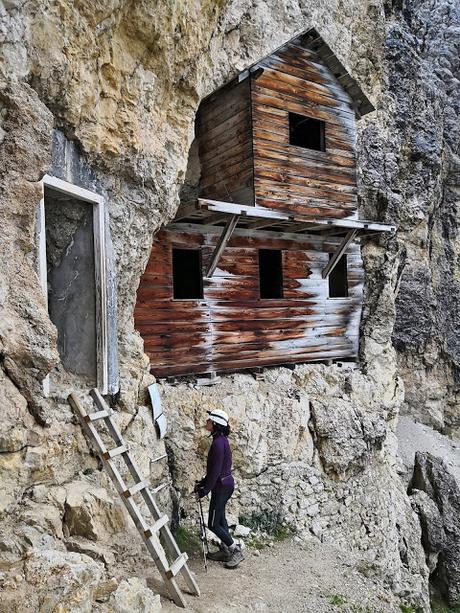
[{"left": 207, "top": 409, "right": 229, "bottom": 427}]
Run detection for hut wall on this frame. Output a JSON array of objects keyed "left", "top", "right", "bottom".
[
  {"left": 196, "top": 79, "right": 255, "bottom": 206},
  {"left": 250, "top": 43, "right": 358, "bottom": 218},
  {"left": 134, "top": 227, "right": 363, "bottom": 377}
]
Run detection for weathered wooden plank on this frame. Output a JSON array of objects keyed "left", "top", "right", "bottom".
[
  {"left": 252, "top": 78, "right": 356, "bottom": 123},
  {"left": 199, "top": 111, "right": 251, "bottom": 150},
  {"left": 198, "top": 80, "right": 250, "bottom": 130},
  {"left": 252, "top": 113, "right": 356, "bottom": 152},
  {"left": 256, "top": 65, "right": 355, "bottom": 109},
  {"left": 200, "top": 142, "right": 253, "bottom": 174},
  {"left": 272, "top": 45, "right": 343, "bottom": 80},
  {"left": 206, "top": 215, "right": 240, "bottom": 277},
  {"left": 253, "top": 200, "right": 355, "bottom": 219},
  {"left": 322, "top": 230, "right": 358, "bottom": 279},
  {"left": 253, "top": 140, "right": 356, "bottom": 169},
  {"left": 254, "top": 177, "right": 357, "bottom": 204},
  {"left": 259, "top": 56, "right": 353, "bottom": 102},
  {"left": 165, "top": 223, "right": 365, "bottom": 252},
  {"left": 251, "top": 86, "right": 355, "bottom": 129},
  {"left": 252, "top": 127, "right": 356, "bottom": 162},
  {"left": 254, "top": 167, "right": 357, "bottom": 194},
  {"left": 256, "top": 71, "right": 353, "bottom": 115},
  {"left": 197, "top": 109, "right": 252, "bottom": 148},
  {"left": 252, "top": 123, "right": 356, "bottom": 155},
  {"left": 253, "top": 152, "right": 356, "bottom": 179},
  {"left": 201, "top": 167, "right": 254, "bottom": 194},
  {"left": 199, "top": 127, "right": 252, "bottom": 163},
  {"left": 150, "top": 332, "right": 357, "bottom": 364}
]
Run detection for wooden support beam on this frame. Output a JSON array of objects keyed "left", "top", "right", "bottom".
[
  {"left": 203, "top": 213, "right": 229, "bottom": 225},
  {"left": 322, "top": 230, "right": 358, "bottom": 279},
  {"left": 318, "top": 228, "right": 349, "bottom": 237},
  {"left": 174, "top": 202, "right": 199, "bottom": 221},
  {"left": 290, "top": 222, "right": 331, "bottom": 233},
  {"left": 244, "top": 218, "right": 280, "bottom": 230},
  {"left": 205, "top": 215, "right": 240, "bottom": 278}
]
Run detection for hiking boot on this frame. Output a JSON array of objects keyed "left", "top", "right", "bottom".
[
  {"left": 207, "top": 544, "right": 230, "bottom": 562},
  {"left": 224, "top": 544, "right": 244, "bottom": 569}
]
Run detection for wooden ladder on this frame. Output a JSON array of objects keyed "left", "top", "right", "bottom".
[{"left": 68, "top": 389, "right": 200, "bottom": 608}]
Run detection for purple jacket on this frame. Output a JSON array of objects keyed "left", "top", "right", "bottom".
[{"left": 198, "top": 434, "right": 234, "bottom": 497}]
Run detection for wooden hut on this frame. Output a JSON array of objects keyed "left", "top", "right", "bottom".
[{"left": 135, "top": 29, "right": 395, "bottom": 377}]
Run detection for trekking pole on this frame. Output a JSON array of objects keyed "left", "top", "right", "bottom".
[{"left": 196, "top": 494, "right": 209, "bottom": 573}]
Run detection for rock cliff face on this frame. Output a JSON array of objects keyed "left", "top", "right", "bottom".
[
  {"left": 0, "top": 0, "right": 458, "bottom": 611},
  {"left": 377, "top": 0, "right": 460, "bottom": 433}
]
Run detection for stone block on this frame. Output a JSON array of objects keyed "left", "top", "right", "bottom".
[
  {"left": 24, "top": 549, "right": 103, "bottom": 612},
  {"left": 108, "top": 577, "right": 161, "bottom": 612}
]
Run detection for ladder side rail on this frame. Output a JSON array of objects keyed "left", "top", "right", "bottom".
[
  {"left": 104, "top": 447, "right": 190, "bottom": 605},
  {"left": 90, "top": 390, "right": 165, "bottom": 519},
  {"left": 90, "top": 389, "right": 125, "bottom": 443},
  {"left": 87, "top": 390, "right": 200, "bottom": 598},
  {"left": 69, "top": 395, "right": 150, "bottom": 536},
  {"left": 96, "top": 454, "right": 174, "bottom": 587},
  {"left": 69, "top": 393, "right": 192, "bottom": 608},
  {"left": 69, "top": 393, "right": 110, "bottom": 456},
  {"left": 143, "top": 487, "right": 201, "bottom": 597}
]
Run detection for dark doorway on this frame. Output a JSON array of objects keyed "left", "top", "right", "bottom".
[
  {"left": 172, "top": 248, "right": 203, "bottom": 299},
  {"left": 328, "top": 254, "right": 348, "bottom": 298},
  {"left": 259, "top": 249, "right": 283, "bottom": 299}
]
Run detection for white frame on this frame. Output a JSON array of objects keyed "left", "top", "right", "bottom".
[
  {"left": 38, "top": 174, "right": 108, "bottom": 394},
  {"left": 148, "top": 383, "right": 167, "bottom": 439}
]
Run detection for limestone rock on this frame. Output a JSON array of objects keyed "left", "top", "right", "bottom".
[
  {"left": 410, "top": 489, "right": 445, "bottom": 573},
  {"left": 24, "top": 549, "right": 104, "bottom": 612},
  {"left": 19, "top": 502, "right": 64, "bottom": 541},
  {"left": 108, "top": 577, "right": 162, "bottom": 613},
  {"left": 63, "top": 480, "right": 127, "bottom": 541},
  {"left": 309, "top": 397, "right": 387, "bottom": 476},
  {"left": 382, "top": 1, "right": 460, "bottom": 432},
  {"left": 121, "top": 404, "right": 169, "bottom": 496},
  {"left": 234, "top": 524, "right": 251, "bottom": 538},
  {"left": 0, "top": 367, "right": 40, "bottom": 516},
  {"left": 65, "top": 537, "right": 116, "bottom": 567},
  {"left": 94, "top": 577, "right": 118, "bottom": 602},
  {"left": 410, "top": 452, "right": 460, "bottom": 605}
]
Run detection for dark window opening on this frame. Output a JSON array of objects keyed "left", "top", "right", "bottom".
[
  {"left": 289, "top": 112, "right": 325, "bottom": 151},
  {"left": 259, "top": 249, "right": 283, "bottom": 299},
  {"left": 328, "top": 254, "right": 348, "bottom": 298},
  {"left": 172, "top": 248, "right": 203, "bottom": 299}
]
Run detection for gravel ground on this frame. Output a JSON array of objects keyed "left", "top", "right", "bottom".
[
  {"left": 396, "top": 416, "right": 460, "bottom": 485},
  {"left": 156, "top": 537, "right": 404, "bottom": 613}
]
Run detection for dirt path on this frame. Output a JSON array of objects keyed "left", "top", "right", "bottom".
[{"left": 156, "top": 538, "right": 404, "bottom": 613}]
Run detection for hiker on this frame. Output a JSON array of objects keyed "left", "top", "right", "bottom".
[{"left": 194, "top": 409, "right": 244, "bottom": 569}]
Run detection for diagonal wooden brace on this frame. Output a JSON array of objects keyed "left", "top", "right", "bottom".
[
  {"left": 205, "top": 214, "right": 240, "bottom": 278},
  {"left": 322, "top": 230, "right": 358, "bottom": 279}
]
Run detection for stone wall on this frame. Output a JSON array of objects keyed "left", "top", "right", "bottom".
[
  {"left": 161, "top": 363, "right": 428, "bottom": 607},
  {"left": 1, "top": 0, "right": 459, "bottom": 610}
]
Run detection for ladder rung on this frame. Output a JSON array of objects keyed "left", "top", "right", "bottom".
[
  {"left": 123, "top": 479, "right": 149, "bottom": 498},
  {"left": 144, "top": 514, "right": 169, "bottom": 539},
  {"left": 102, "top": 444, "right": 129, "bottom": 460},
  {"left": 152, "top": 483, "right": 168, "bottom": 495},
  {"left": 151, "top": 453, "right": 167, "bottom": 463},
  {"left": 166, "top": 552, "right": 189, "bottom": 579},
  {"left": 84, "top": 409, "right": 113, "bottom": 422}
]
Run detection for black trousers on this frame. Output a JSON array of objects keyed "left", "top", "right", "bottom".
[{"left": 208, "top": 488, "right": 234, "bottom": 547}]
